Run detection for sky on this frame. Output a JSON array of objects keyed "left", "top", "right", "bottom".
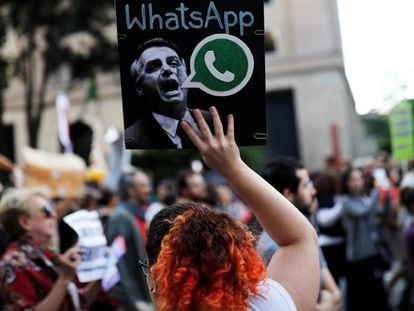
[{"left": 336, "top": 0, "right": 414, "bottom": 115}]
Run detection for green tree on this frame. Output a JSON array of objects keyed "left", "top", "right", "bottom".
[
  {"left": 1, "top": 0, "right": 118, "bottom": 147},
  {"left": 362, "top": 114, "right": 391, "bottom": 152},
  {"left": 0, "top": 15, "right": 7, "bottom": 155}
]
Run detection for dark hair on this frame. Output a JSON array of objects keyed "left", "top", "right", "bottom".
[
  {"left": 341, "top": 168, "right": 362, "bottom": 195},
  {"left": 146, "top": 202, "right": 205, "bottom": 265},
  {"left": 98, "top": 188, "right": 116, "bottom": 206},
  {"left": 261, "top": 156, "right": 304, "bottom": 194},
  {"left": 313, "top": 172, "right": 337, "bottom": 196},
  {"left": 118, "top": 170, "right": 149, "bottom": 201},
  {"left": 402, "top": 188, "right": 414, "bottom": 212},
  {"left": 409, "top": 159, "right": 414, "bottom": 172},
  {"left": 325, "top": 156, "right": 335, "bottom": 166},
  {"left": 312, "top": 172, "right": 338, "bottom": 207},
  {"left": 176, "top": 170, "right": 198, "bottom": 197},
  {"left": 118, "top": 172, "right": 135, "bottom": 201},
  {"left": 130, "top": 38, "right": 184, "bottom": 79}
]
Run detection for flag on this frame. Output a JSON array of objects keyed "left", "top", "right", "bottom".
[{"left": 56, "top": 91, "right": 73, "bottom": 154}]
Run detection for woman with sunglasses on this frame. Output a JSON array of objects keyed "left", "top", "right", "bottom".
[
  {"left": 142, "top": 107, "right": 320, "bottom": 311},
  {"left": 0, "top": 188, "right": 100, "bottom": 310}
]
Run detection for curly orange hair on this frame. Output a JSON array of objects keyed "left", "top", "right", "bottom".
[{"left": 151, "top": 208, "right": 266, "bottom": 311}]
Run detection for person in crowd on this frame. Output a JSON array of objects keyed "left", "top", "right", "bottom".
[
  {"left": 176, "top": 169, "right": 208, "bottom": 204},
  {"left": 0, "top": 188, "right": 101, "bottom": 310},
  {"left": 145, "top": 178, "right": 176, "bottom": 225},
  {"left": 118, "top": 170, "right": 151, "bottom": 246},
  {"left": 97, "top": 188, "right": 120, "bottom": 231},
  {"left": 215, "top": 183, "right": 252, "bottom": 224},
  {"left": 341, "top": 168, "right": 390, "bottom": 311},
  {"left": 399, "top": 188, "right": 414, "bottom": 311},
  {"left": 82, "top": 182, "right": 103, "bottom": 211},
  {"left": 314, "top": 172, "right": 346, "bottom": 285},
  {"left": 379, "top": 164, "right": 407, "bottom": 276},
  {"left": 125, "top": 38, "right": 214, "bottom": 149},
  {"left": 105, "top": 170, "right": 153, "bottom": 311},
  {"left": 255, "top": 156, "right": 342, "bottom": 311},
  {"left": 141, "top": 107, "right": 319, "bottom": 310},
  {"left": 401, "top": 160, "right": 414, "bottom": 191}
]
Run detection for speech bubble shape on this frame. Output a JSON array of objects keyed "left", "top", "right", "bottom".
[{"left": 183, "top": 34, "right": 254, "bottom": 96}]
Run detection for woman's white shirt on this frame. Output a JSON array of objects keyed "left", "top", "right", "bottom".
[{"left": 248, "top": 278, "right": 297, "bottom": 311}]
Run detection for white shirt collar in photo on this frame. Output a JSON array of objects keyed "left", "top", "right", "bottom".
[{"left": 152, "top": 110, "right": 200, "bottom": 148}]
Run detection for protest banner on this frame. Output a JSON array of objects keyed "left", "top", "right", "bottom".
[
  {"left": 114, "top": 0, "right": 266, "bottom": 149},
  {"left": 63, "top": 210, "right": 108, "bottom": 283},
  {"left": 389, "top": 100, "right": 414, "bottom": 161}
]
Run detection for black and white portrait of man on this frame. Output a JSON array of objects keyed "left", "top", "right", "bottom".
[{"left": 124, "top": 38, "right": 213, "bottom": 149}]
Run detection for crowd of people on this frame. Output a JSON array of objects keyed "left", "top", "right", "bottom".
[{"left": 0, "top": 109, "right": 413, "bottom": 310}]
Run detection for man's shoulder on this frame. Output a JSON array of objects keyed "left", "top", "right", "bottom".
[
  {"left": 108, "top": 206, "right": 134, "bottom": 224},
  {"left": 124, "top": 113, "right": 159, "bottom": 148},
  {"left": 125, "top": 115, "right": 151, "bottom": 139}
]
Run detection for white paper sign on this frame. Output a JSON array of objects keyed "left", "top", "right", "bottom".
[{"left": 63, "top": 210, "right": 108, "bottom": 283}]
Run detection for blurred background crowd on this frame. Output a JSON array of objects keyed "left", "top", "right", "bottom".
[
  {"left": 1, "top": 150, "right": 414, "bottom": 310},
  {"left": 1, "top": 0, "right": 414, "bottom": 310}
]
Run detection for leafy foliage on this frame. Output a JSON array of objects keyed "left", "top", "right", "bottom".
[
  {"left": 1, "top": 0, "right": 118, "bottom": 146},
  {"left": 362, "top": 114, "right": 391, "bottom": 153}
]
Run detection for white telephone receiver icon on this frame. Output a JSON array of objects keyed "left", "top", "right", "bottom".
[{"left": 204, "top": 50, "right": 235, "bottom": 83}]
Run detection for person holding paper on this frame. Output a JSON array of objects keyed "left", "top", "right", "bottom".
[
  {"left": 0, "top": 188, "right": 100, "bottom": 310},
  {"left": 125, "top": 38, "right": 214, "bottom": 149},
  {"left": 142, "top": 107, "right": 320, "bottom": 310}
]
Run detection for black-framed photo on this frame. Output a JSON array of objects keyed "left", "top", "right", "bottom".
[{"left": 114, "top": 0, "right": 266, "bottom": 149}]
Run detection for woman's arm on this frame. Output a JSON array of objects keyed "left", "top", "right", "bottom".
[
  {"left": 316, "top": 200, "right": 343, "bottom": 227},
  {"left": 182, "top": 107, "right": 320, "bottom": 311},
  {"left": 34, "top": 246, "right": 81, "bottom": 311},
  {"left": 342, "top": 190, "right": 380, "bottom": 218},
  {"left": 79, "top": 281, "right": 101, "bottom": 306}
]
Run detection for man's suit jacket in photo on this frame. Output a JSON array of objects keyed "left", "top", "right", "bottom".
[{"left": 124, "top": 109, "right": 214, "bottom": 149}]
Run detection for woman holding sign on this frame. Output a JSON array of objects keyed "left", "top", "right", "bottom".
[
  {"left": 142, "top": 107, "right": 320, "bottom": 310},
  {"left": 0, "top": 188, "right": 100, "bottom": 310}
]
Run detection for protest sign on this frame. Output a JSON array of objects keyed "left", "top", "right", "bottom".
[
  {"left": 389, "top": 101, "right": 414, "bottom": 161},
  {"left": 63, "top": 210, "right": 108, "bottom": 283},
  {"left": 114, "top": 0, "right": 266, "bottom": 149}
]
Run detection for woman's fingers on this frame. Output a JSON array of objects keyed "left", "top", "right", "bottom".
[
  {"left": 61, "top": 246, "right": 83, "bottom": 267},
  {"left": 226, "top": 114, "right": 235, "bottom": 141},
  {"left": 209, "top": 106, "right": 224, "bottom": 138},
  {"left": 181, "top": 121, "right": 203, "bottom": 150},
  {"left": 194, "top": 109, "right": 213, "bottom": 140},
  {"left": 183, "top": 107, "right": 234, "bottom": 153}
]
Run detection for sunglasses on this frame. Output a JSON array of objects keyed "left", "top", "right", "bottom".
[
  {"left": 41, "top": 203, "right": 55, "bottom": 218},
  {"left": 138, "top": 258, "right": 151, "bottom": 277}
]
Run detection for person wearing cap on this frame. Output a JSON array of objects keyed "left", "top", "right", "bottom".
[
  {"left": 125, "top": 37, "right": 214, "bottom": 149},
  {"left": 0, "top": 188, "right": 100, "bottom": 310}
]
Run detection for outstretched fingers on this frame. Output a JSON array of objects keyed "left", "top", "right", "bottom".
[
  {"left": 181, "top": 121, "right": 203, "bottom": 149},
  {"left": 226, "top": 114, "right": 235, "bottom": 142},
  {"left": 194, "top": 109, "right": 213, "bottom": 140},
  {"left": 209, "top": 106, "right": 224, "bottom": 138}
]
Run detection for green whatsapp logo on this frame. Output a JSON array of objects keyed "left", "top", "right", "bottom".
[{"left": 183, "top": 34, "right": 254, "bottom": 96}]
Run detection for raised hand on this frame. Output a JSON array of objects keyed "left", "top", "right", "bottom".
[
  {"left": 181, "top": 106, "right": 243, "bottom": 178},
  {"left": 182, "top": 106, "right": 319, "bottom": 311},
  {"left": 58, "top": 245, "right": 82, "bottom": 281}
]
